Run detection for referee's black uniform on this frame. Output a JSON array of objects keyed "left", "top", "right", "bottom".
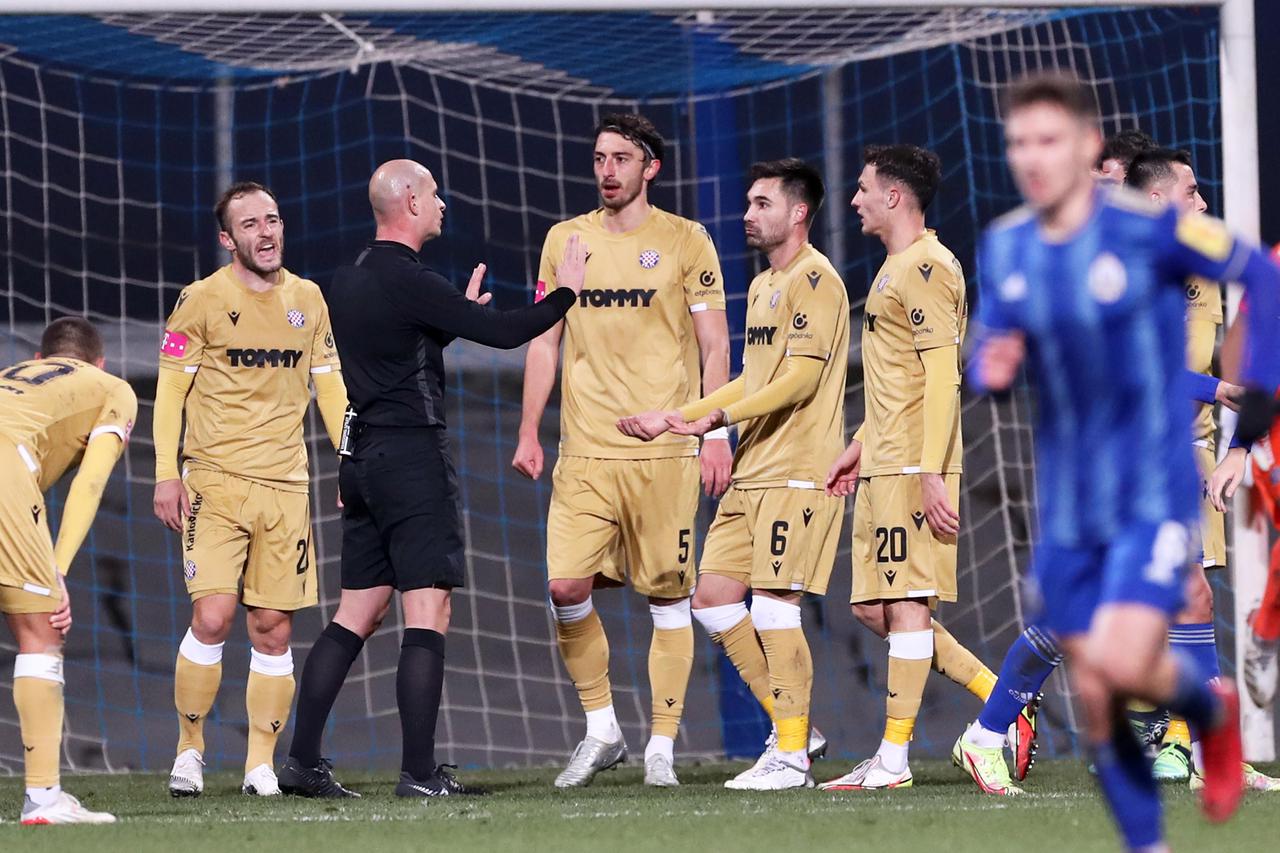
[{"left": 325, "top": 239, "right": 574, "bottom": 593}]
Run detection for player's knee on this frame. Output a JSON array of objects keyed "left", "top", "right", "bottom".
[
  {"left": 190, "top": 610, "right": 233, "bottom": 644},
  {"left": 1095, "top": 654, "right": 1150, "bottom": 697},
  {"left": 1182, "top": 574, "right": 1214, "bottom": 622},
  {"left": 851, "top": 603, "right": 887, "bottom": 638},
  {"left": 548, "top": 579, "right": 591, "bottom": 608}
]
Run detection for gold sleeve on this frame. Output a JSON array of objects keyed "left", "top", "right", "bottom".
[
  {"left": 920, "top": 344, "right": 961, "bottom": 473},
  {"left": 1185, "top": 317, "right": 1217, "bottom": 376},
  {"left": 679, "top": 375, "right": 746, "bottom": 422},
  {"left": 53, "top": 433, "right": 126, "bottom": 574},
  {"left": 722, "top": 356, "right": 823, "bottom": 426},
  {"left": 852, "top": 423, "right": 865, "bottom": 444},
  {"left": 153, "top": 367, "right": 195, "bottom": 482},
  {"left": 313, "top": 369, "right": 349, "bottom": 451}
]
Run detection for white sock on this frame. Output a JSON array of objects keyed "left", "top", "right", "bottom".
[
  {"left": 1191, "top": 740, "right": 1204, "bottom": 775},
  {"left": 585, "top": 705, "right": 621, "bottom": 742},
  {"left": 966, "top": 719, "right": 1007, "bottom": 749},
  {"left": 25, "top": 785, "right": 61, "bottom": 807},
  {"left": 876, "top": 738, "right": 909, "bottom": 773},
  {"left": 645, "top": 734, "right": 674, "bottom": 763}
]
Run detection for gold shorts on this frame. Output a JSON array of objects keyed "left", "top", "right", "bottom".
[
  {"left": 851, "top": 473, "right": 960, "bottom": 605},
  {"left": 546, "top": 455, "right": 699, "bottom": 598},
  {"left": 181, "top": 467, "right": 317, "bottom": 611},
  {"left": 1194, "top": 444, "right": 1226, "bottom": 569},
  {"left": 699, "top": 485, "right": 843, "bottom": 595},
  {"left": 0, "top": 438, "right": 61, "bottom": 615}
]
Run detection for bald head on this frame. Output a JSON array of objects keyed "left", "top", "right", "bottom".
[{"left": 368, "top": 159, "right": 446, "bottom": 246}]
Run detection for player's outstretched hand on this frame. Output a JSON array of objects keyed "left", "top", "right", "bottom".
[
  {"left": 974, "top": 330, "right": 1025, "bottom": 392},
  {"left": 666, "top": 409, "right": 724, "bottom": 438},
  {"left": 1215, "top": 381, "right": 1245, "bottom": 413},
  {"left": 617, "top": 410, "right": 675, "bottom": 442},
  {"left": 1210, "top": 445, "right": 1248, "bottom": 513},
  {"left": 465, "top": 262, "right": 493, "bottom": 306},
  {"left": 700, "top": 436, "right": 732, "bottom": 498},
  {"left": 557, "top": 235, "right": 589, "bottom": 296},
  {"left": 49, "top": 573, "right": 71, "bottom": 636},
  {"left": 512, "top": 432, "right": 545, "bottom": 479},
  {"left": 154, "top": 478, "right": 191, "bottom": 532},
  {"left": 921, "top": 472, "right": 960, "bottom": 537},
  {"left": 825, "top": 439, "right": 862, "bottom": 497}
]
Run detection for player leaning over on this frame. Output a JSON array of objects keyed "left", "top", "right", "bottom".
[
  {"left": 971, "top": 73, "right": 1280, "bottom": 849},
  {"left": 153, "top": 182, "right": 348, "bottom": 798},
  {"left": 2, "top": 317, "right": 136, "bottom": 824},
  {"left": 513, "top": 113, "right": 733, "bottom": 787},
  {"left": 621, "top": 158, "right": 847, "bottom": 790},
  {"left": 820, "top": 145, "right": 997, "bottom": 792}
]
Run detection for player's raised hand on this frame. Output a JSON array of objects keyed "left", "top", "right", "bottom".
[
  {"left": 920, "top": 472, "right": 960, "bottom": 537},
  {"left": 825, "top": 439, "right": 862, "bottom": 497},
  {"left": 49, "top": 572, "right": 72, "bottom": 636},
  {"left": 617, "top": 410, "right": 675, "bottom": 441},
  {"left": 974, "top": 330, "right": 1025, "bottom": 392},
  {"left": 1209, "top": 445, "right": 1249, "bottom": 513},
  {"left": 557, "top": 234, "right": 589, "bottom": 296},
  {"left": 666, "top": 409, "right": 723, "bottom": 437},
  {"left": 512, "top": 431, "right": 545, "bottom": 479},
  {"left": 700, "top": 436, "right": 732, "bottom": 497},
  {"left": 465, "top": 262, "right": 493, "bottom": 305},
  {"left": 153, "top": 478, "right": 191, "bottom": 532}
]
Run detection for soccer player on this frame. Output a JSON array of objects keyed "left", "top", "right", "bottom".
[
  {"left": 2, "top": 317, "right": 137, "bottom": 824},
  {"left": 1092, "top": 128, "right": 1155, "bottom": 183},
  {"left": 513, "top": 113, "right": 732, "bottom": 788},
  {"left": 969, "top": 72, "right": 1280, "bottom": 847},
  {"left": 1126, "top": 149, "right": 1278, "bottom": 791},
  {"left": 154, "top": 182, "right": 349, "bottom": 798},
  {"left": 280, "top": 160, "right": 582, "bottom": 799},
  {"left": 817, "top": 145, "right": 996, "bottom": 792},
  {"left": 620, "top": 157, "right": 847, "bottom": 790}
]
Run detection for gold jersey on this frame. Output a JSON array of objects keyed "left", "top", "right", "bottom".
[
  {"left": 0, "top": 358, "right": 137, "bottom": 492},
  {"left": 733, "top": 243, "right": 849, "bottom": 488},
  {"left": 538, "top": 207, "right": 726, "bottom": 459},
  {"left": 159, "top": 265, "right": 340, "bottom": 492},
  {"left": 861, "top": 230, "right": 966, "bottom": 476},
  {"left": 1184, "top": 276, "right": 1223, "bottom": 446}
]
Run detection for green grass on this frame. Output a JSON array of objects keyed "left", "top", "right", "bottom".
[{"left": 2, "top": 760, "right": 1277, "bottom": 852}]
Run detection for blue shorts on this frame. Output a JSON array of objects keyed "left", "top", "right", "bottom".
[{"left": 1028, "top": 520, "right": 1191, "bottom": 638}]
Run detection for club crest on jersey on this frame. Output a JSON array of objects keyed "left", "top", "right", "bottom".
[
  {"left": 286, "top": 309, "right": 306, "bottom": 328},
  {"left": 639, "top": 249, "right": 660, "bottom": 269},
  {"left": 770, "top": 290, "right": 781, "bottom": 309},
  {"left": 999, "top": 273, "right": 1027, "bottom": 301},
  {"left": 184, "top": 560, "right": 197, "bottom": 581},
  {"left": 876, "top": 274, "right": 890, "bottom": 292},
  {"left": 1087, "top": 253, "right": 1128, "bottom": 304}
]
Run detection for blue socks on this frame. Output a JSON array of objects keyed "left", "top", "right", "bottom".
[
  {"left": 1168, "top": 622, "right": 1220, "bottom": 680},
  {"left": 1093, "top": 721, "right": 1163, "bottom": 850},
  {"left": 977, "top": 625, "right": 1061, "bottom": 733},
  {"left": 1164, "top": 651, "right": 1220, "bottom": 734}
]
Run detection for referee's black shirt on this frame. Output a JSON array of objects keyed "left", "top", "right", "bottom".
[{"left": 325, "top": 240, "right": 574, "bottom": 427}]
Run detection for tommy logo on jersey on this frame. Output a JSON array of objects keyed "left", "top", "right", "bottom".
[
  {"left": 161, "top": 330, "right": 189, "bottom": 358},
  {"left": 286, "top": 309, "right": 306, "bottom": 328}
]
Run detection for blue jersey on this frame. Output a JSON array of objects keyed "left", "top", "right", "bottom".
[{"left": 975, "top": 187, "right": 1274, "bottom": 548}]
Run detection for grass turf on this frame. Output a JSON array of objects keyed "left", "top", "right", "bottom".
[{"left": 2, "top": 759, "right": 1277, "bottom": 852}]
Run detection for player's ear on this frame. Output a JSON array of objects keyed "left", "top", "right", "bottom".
[
  {"left": 644, "top": 158, "right": 661, "bottom": 183},
  {"left": 33, "top": 350, "right": 43, "bottom": 360},
  {"left": 886, "top": 186, "right": 900, "bottom": 210},
  {"left": 217, "top": 230, "right": 235, "bottom": 253},
  {"left": 94, "top": 356, "right": 106, "bottom": 370},
  {"left": 793, "top": 203, "right": 808, "bottom": 226}
]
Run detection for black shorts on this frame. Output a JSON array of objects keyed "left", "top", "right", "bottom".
[{"left": 339, "top": 425, "right": 466, "bottom": 591}]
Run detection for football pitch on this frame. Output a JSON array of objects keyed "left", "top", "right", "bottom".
[{"left": 2, "top": 760, "right": 1276, "bottom": 852}]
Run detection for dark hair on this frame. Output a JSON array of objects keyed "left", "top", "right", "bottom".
[
  {"left": 1124, "top": 147, "right": 1192, "bottom": 191},
  {"left": 214, "top": 181, "right": 278, "bottom": 232},
  {"left": 748, "top": 158, "right": 825, "bottom": 224},
  {"left": 594, "top": 113, "right": 665, "bottom": 165},
  {"left": 40, "top": 316, "right": 103, "bottom": 363},
  {"left": 1003, "top": 72, "right": 1100, "bottom": 125},
  {"left": 1099, "top": 129, "right": 1157, "bottom": 172},
  {"left": 862, "top": 144, "right": 942, "bottom": 212}
]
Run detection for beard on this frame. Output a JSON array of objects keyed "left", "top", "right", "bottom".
[
  {"left": 745, "top": 222, "right": 786, "bottom": 252},
  {"left": 599, "top": 177, "right": 644, "bottom": 211},
  {"left": 233, "top": 234, "right": 283, "bottom": 276}
]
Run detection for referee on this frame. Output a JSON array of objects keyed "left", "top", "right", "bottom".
[{"left": 279, "top": 159, "right": 586, "bottom": 798}]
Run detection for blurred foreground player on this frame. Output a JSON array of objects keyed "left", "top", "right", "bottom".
[
  {"left": 970, "top": 73, "right": 1280, "bottom": 850},
  {"left": 154, "top": 182, "right": 348, "bottom": 798},
  {"left": 2, "top": 318, "right": 137, "bottom": 824},
  {"left": 280, "top": 159, "right": 584, "bottom": 798}
]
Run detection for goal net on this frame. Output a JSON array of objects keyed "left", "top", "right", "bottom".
[{"left": 0, "top": 5, "right": 1234, "bottom": 773}]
